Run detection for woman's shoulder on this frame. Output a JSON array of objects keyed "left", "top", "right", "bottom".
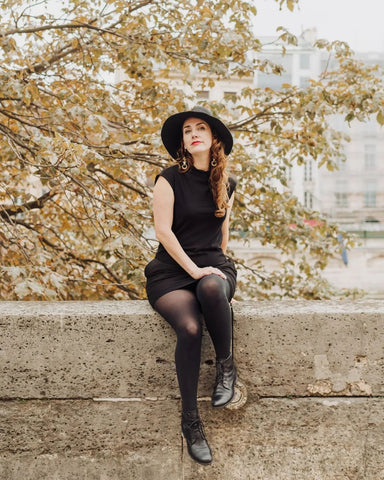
[
  {"left": 161, "top": 164, "right": 179, "bottom": 174},
  {"left": 155, "top": 164, "right": 179, "bottom": 188}
]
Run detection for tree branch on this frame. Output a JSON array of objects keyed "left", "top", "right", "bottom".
[
  {"left": 0, "top": 123, "right": 37, "bottom": 153},
  {"left": 5, "top": 20, "right": 98, "bottom": 36},
  {"left": 0, "top": 189, "right": 57, "bottom": 219},
  {"left": 92, "top": 166, "right": 148, "bottom": 197},
  {"left": 8, "top": 217, "right": 140, "bottom": 297},
  {"left": 0, "top": 108, "right": 54, "bottom": 134},
  {"left": 229, "top": 94, "right": 297, "bottom": 130}
]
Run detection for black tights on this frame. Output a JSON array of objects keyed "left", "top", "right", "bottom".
[{"left": 154, "top": 274, "right": 232, "bottom": 413}]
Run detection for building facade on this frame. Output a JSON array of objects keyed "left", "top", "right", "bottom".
[{"left": 255, "top": 31, "right": 384, "bottom": 231}]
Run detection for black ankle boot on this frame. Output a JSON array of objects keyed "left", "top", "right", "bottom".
[
  {"left": 181, "top": 410, "right": 213, "bottom": 465},
  {"left": 211, "top": 354, "right": 237, "bottom": 408}
]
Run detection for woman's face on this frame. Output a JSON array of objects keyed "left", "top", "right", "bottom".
[{"left": 182, "top": 117, "right": 213, "bottom": 156}]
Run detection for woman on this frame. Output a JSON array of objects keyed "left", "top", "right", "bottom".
[{"left": 144, "top": 106, "right": 237, "bottom": 465}]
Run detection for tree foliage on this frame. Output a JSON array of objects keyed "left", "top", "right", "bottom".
[{"left": 0, "top": 0, "right": 383, "bottom": 300}]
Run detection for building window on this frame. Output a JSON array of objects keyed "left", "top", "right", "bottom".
[
  {"left": 365, "top": 191, "right": 376, "bottom": 207},
  {"left": 223, "top": 91, "right": 237, "bottom": 112},
  {"left": 304, "top": 160, "right": 313, "bottom": 181},
  {"left": 304, "top": 191, "right": 313, "bottom": 209},
  {"left": 364, "top": 144, "right": 376, "bottom": 170},
  {"left": 365, "top": 179, "right": 377, "bottom": 207},
  {"left": 300, "top": 54, "right": 310, "bottom": 69},
  {"left": 196, "top": 90, "right": 209, "bottom": 99},
  {"left": 223, "top": 91, "right": 236, "bottom": 100},
  {"left": 335, "top": 193, "right": 348, "bottom": 208},
  {"left": 335, "top": 180, "right": 348, "bottom": 208}
]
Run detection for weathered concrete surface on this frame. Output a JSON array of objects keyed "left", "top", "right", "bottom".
[
  {"left": 0, "top": 300, "right": 383, "bottom": 398},
  {"left": 0, "top": 397, "right": 383, "bottom": 480},
  {"left": 237, "top": 300, "right": 384, "bottom": 398},
  {"left": 1, "top": 300, "right": 384, "bottom": 479},
  {"left": 0, "top": 399, "right": 182, "bottom": 480},
  {"left": 0, "top": 300, "right": 215, "bottom": 399}
]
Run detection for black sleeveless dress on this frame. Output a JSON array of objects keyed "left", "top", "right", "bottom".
[{"left": 144, "top": 164, "right": 237, "bottom": 308}]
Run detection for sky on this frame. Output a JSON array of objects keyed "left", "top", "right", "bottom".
[{"left": 253, "top": 0, "right": 384, "bottom": 53}]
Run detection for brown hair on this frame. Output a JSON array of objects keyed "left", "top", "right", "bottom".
[{"left": 176, "top": 134, "right": 229, "bottom": 218}]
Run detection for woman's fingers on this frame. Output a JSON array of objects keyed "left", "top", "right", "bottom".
[{"left": 198, "top": 266, "right": 227, "bottom": 280}]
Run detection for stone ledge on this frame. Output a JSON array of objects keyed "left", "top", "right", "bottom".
[
  {"left": 0, "top": 397, "right": 383, "bottom": 480},
  {"left": 1, "top": 300, "right": 384, "bottom": 479},
  {"left": 1, "top": 300, "right": 384, "bottom": 398}
]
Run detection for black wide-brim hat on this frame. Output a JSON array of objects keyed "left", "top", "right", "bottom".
[{"left": 161, "top": 106, "right": 233, "bottom": 159}]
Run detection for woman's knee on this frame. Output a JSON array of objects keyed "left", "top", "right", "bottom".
[
  {"left": 177, "top": 317, "right": 202, "bottom": 341},
  {"left": 196, "top": 274, "right": 228, "bottom": 302}
]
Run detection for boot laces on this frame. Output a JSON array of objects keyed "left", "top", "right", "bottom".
[
  {"left": 215, "top": 358, "right": 235, "bottom": 389},
  {"left": 184, "top": 419, "right": 206, "bottom": 444}
]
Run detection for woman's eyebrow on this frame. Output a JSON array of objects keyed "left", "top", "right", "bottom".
[{"left": 183, "top": 122, "right": 205, "bottom": 130}]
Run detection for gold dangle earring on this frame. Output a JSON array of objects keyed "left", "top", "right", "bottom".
[
  {"left": 211, "top": 159, "right": 217, "bottom": 167},
  {"left": 181, "top": 150, "right": 188, "bottom": 170}
]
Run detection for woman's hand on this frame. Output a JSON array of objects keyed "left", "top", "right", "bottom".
[{"left": 190, "top": 266, "right": 227, "bottom": 280}]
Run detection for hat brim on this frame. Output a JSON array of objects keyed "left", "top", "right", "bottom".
[{"left": 161, "top": 110, "right": 233, "bottom": 159}]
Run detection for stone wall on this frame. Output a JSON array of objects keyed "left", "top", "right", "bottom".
[{"left": 0, "top": 300, "right": 383, "bottom": 479}]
